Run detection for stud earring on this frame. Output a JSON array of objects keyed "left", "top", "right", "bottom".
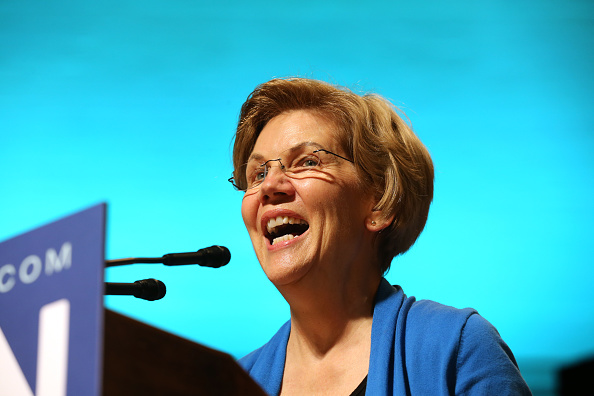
[{"left": 371, "top": 221, "right": 376, "bottom": 226}]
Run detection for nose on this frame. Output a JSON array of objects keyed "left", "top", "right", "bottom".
[{"left": 258, "top": 162, "right": 294, "bottom": 203}]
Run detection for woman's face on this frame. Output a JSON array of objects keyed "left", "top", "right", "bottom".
[{"left": 241, "top": 110, "right": 377, "bottom": 287}]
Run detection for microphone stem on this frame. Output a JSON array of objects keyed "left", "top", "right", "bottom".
[
  {"left": 105, "top": 282, "right": 142, "bottom": 295},
  {"left": 105, "top": 257, "right": 162, "bottom": 267}
]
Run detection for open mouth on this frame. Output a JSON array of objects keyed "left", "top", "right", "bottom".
[{"left": 266, "top": 216, "right": 309, "bottom": 245}]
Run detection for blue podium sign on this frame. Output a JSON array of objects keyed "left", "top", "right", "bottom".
[{"left": 0, "top": 204, "right": 106, "bottom": 396}]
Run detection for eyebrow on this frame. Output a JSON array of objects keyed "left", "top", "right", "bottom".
[{"left": 246, "top": 141, "right": 324, "bottom": 163}]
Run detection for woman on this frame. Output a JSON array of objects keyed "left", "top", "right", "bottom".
[{"left": 230, "top": 78, "right": 531, "bottom": 395}]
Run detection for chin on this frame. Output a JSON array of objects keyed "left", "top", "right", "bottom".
[{"left": 260, "top": 254, "right": 311, "bottom": 288}]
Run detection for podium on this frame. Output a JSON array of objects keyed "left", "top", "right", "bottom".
[
  {"left": 103, "top": 309, "right": 265, "bottom": 396},
  {"left": 0, "top": 204, "right": 265, "bottom": 395}
]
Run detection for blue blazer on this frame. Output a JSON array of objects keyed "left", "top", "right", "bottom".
[{"left": 239, "top": 278, "right": 531, "bottom": 395}]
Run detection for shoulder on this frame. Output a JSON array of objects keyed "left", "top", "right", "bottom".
[
  {"left": 237, "top": 320, "right": 291, "bottom": 396},
  {"left": 402, "top": 299, "right": 531, "bottom": 395},
  {"left": 408, "top": 298, "right": 477, "bottom": 326},
  {"left": 401, "top": 299, "right": 477, "bottom": 383},
  {"left": 453, "top": 313, "right": 531, "bottom": 394},
  {"left": 238, "top": 344, "right": 265, "bottom": 371},
  {"left": 238, "top": 320, "right": 290, "bottom": 371},
  {"left": 405, "top": 298, "right": 512, "bottom": 364},
  {"left": 405, "top": 299, "right": 478, "bottom": 348},
  {"left": 373, "top": 280, "right": 478, "bottom": 347}
]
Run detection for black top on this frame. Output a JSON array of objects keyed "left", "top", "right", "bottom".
[{"left": 349, "top": 375, "right": 367, "bottom": 396}]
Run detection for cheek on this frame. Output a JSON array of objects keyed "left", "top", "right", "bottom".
[{"left": 241, "top": 195, "right": 258, "bottom": 231}]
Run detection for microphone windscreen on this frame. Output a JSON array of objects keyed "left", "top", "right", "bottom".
[
  {"left": 198, "top": 245, "right": 231, "bottom": 268},
  {"left": 134, "top": 279, "right": 166, "bottom": 301}
]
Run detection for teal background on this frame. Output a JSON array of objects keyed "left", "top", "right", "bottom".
[{"left": 1, "top": 1, "right": 592, "bottom": 394}]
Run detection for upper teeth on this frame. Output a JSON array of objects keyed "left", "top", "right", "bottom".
[{"left": 267, "top": 216, "right": 305, "bottom": 234}]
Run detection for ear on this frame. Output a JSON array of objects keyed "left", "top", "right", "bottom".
[{"left": 366, "top": 209, "right": 395, "bottom": 232}]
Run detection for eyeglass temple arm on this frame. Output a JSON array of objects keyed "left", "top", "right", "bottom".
[{"left": 313, "top": 149, "right": 354, "bottom": 163}]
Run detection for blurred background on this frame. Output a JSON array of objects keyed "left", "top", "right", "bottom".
[{"left": 1, "top": 0, "right": 592, "bottom": 394}]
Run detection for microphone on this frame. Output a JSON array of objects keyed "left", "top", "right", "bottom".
[
  {"left": 162, "top": 245, "right": 230, "bottom": 267},
  {"left": 105, "top": 245, "right": 231, "bottom": 268},
  {"left": 105, "top": 278, "right": 166, "bottom": 301}
]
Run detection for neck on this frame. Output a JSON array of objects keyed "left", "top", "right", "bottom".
[{"left": 279, "top": 266, "right": 382, "bottom": 356}]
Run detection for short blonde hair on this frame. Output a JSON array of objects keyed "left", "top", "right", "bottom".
[{"left": 232, "top": 78, "right": 434, "bottom": 273}]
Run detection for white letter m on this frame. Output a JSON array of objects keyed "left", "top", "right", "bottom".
[{"left": 45, "top": 243, "right": 72, "bottom": 276}]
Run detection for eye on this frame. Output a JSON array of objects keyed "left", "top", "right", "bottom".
[
  {"left": 252, "top": 166, "right": 267, "bottom": 184},
  {"left": 254, "top": 169, "right": 266, "bottom": 181},
  {"left": 245, "top": 165, "right": 266, "bottom": 187},
  {"left": 297, "top": 155, "right": 321, "bottom": 168}
]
